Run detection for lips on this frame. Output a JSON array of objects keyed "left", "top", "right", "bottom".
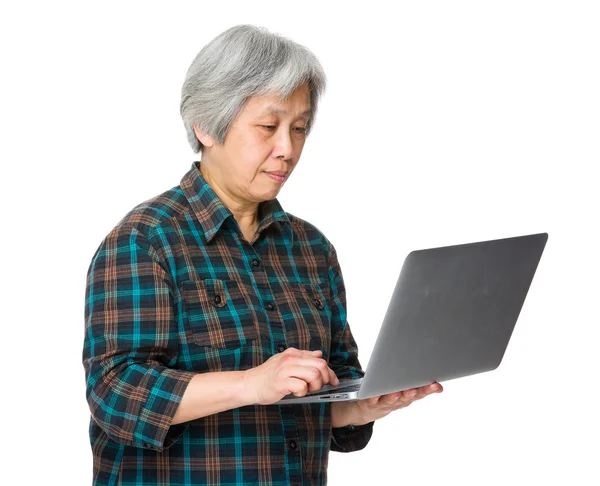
[
  {"left": 265, "top": 170, "right": 288, "bottom": 182},
  {"left": 265, "top": 172, "right": 287, "bottom": 183}
]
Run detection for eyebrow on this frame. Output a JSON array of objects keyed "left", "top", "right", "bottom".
[{"left": 261, "top": 105, "right": 311, "bottom": 118}]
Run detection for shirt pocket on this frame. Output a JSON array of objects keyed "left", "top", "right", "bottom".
[
  {"left": 180, "top": 278, "right": 258, "bottom": 349},
  {"left": 277, "top": 281, "right": 331, "bottom": 358}
]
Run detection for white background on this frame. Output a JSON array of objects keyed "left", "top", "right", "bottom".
[{"left": 2, "top": 1, "right": 599, "bottom": 484}]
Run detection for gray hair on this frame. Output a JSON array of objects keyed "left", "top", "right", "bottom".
[{"left": 180, "top": 24, "right": 327, "bottom": 153}]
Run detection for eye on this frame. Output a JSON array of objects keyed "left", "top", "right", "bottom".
[
  {"left": 260, "top": 125, "right": 276, "bottom": 131},
  {"left": 293, "top": 127, "right": 307, "bottom": 134}
]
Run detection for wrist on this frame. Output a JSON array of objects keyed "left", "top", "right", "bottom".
[
  {"left": 331, "top": 401, "right": 365, "bottom": 428},
  {"left": 238, "top": 370, "right": 257, "bottom": 406}
]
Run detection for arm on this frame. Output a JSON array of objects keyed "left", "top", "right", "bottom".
[
  {"left": 174, "top": 348, "right": 342, "bottom": 424},
  {"left": 83, "top": 225, "right": 197, "bottom": 452},
  {"left": 171, "top": 372, "right": 248, "bottom": 425}
]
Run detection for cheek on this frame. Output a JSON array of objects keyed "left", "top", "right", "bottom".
[
  {"left": 242, "top": 136, "right": 274, "bottom": 163},
  {"left": 229, "top": 137, "right": 268, "bottom": 169},
  {"left": 293, "top": 137, "right": 307, "bottom": 153}
]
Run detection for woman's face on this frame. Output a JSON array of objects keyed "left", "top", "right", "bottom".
[{"left": 198, "top": 83, "right": 311, "bottom": 204}]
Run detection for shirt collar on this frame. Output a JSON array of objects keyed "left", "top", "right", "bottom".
[{"left": 181, "top": 161, "right": 293, "bottom": 244}]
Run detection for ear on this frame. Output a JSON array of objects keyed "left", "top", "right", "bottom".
[{"left": 193, "top": 124, "right": 216, "bottom": 148}]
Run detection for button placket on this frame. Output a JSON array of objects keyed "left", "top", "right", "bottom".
[{"left": 245, "top": 250, "right": 288, "bottom": 367}]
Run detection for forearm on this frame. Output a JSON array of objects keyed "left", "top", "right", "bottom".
[
  {"left": 172, "top": 370, "right": 251, "bottom": 425},
  {"left": 331, "top": 401, "right": 366, "bottom": 428},
  {"left": 330, "top": 401, "right": 375, "bottom": 453}
]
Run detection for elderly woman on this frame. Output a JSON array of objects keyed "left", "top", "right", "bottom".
[{"left": 83, "top": 24, "right": 441, "bottom": 485}]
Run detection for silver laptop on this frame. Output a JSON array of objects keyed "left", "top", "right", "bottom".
[{"left": 275, "top": 232, "right": 548, "bottom": 404}]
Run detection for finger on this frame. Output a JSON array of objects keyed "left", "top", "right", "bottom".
[
  {"left": 282, "top": 356, "right": 331, "bottom": 386},
  {"left": 284, "top": 365, "right": 325, "bottom": 391},
  {"left": 307, "top": 363, "right": 338, "bottom": 392},
  {"left": 365, "top": 396, "right": 380, "bottom": 406},
  {"left": 295, "top": 374, "right": 323, "bottom": 395},
  {"left": 401, "top": 388, "right": 418, "bottom": 402},
  {"left": 280, "top": 353, "right": 327, "bottom": 369},
  {"left": 315, "top": 359, "right": 331, "bottom": 386},
  {"left": 283, "top": 377, "right": 309, "bottom": 397},
  {"left": 306, "top": 375, "right": 325, "bottom": 393},
  {"left": 413, "top": 382, "right": 443, "bottom": 400},
  {"left": 381, "top": 392, "right": 402, "bottom": 405},
  {"left": 328, "top": 368, "right": 340, "bottom": 386},
  {"left": 281, "top": 347, "right": 302, "bottom": 355},
  {"left": 282, "top": 347, "right": 320, "bottom": 358},
  {"left": 378, "top": 397, "right": 414, "bottom": 412},
  {"left": 287, "top": 348, "right": 322, "bottom": 358},
  {"left": 398, "top": 383, "right": 442, "bottom": 404}
]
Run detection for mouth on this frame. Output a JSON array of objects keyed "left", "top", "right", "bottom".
[{"left": 265, "top": 171, "right": 288, "bottom": 183}]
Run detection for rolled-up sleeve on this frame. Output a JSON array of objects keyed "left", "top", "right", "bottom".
[
  {"left": 326, "top": 242, "right": 375, "bottom": 453},
  {"left": 83, "top": 224, "right": 196, "bottom": 452}
]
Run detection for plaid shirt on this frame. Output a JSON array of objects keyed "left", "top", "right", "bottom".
[{"left": 83, "top": 162, "right": 374, "bottom": 485}]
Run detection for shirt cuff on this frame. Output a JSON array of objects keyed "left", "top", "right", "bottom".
[
  {"left": 330, "top": 420, "right": 375, "bottom": 453},
  {"left": 132, "top": 368, "right": 196, "bottom": 452}
]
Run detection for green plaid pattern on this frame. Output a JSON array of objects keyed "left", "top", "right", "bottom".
[{"left": 83, "top": 162, "right": 374, "bottom": 485}]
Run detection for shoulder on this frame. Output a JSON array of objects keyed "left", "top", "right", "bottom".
[
  {"left": 96, "top": 185, "right": 190, "bottom": 256},
  {"left": 285, "top": 211, "right": 336, "bottom": 258},
  {"left": 111, "top": 185, "right": 190, "bottom": 238}
]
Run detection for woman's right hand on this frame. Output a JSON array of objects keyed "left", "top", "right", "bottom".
[{"left": 242, "top": 347, "right": 340, "bottom": 405}]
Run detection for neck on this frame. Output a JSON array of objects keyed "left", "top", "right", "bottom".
[{"left": 199, "top": 159, "right": 260, "bottom": 229}]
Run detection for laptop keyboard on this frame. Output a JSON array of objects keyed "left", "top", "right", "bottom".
[{"left": 305, "top": 380, "right": 362, "bottom": 397}]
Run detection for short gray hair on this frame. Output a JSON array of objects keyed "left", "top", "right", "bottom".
[{"left": 180, "top": 24, "right": 327, "bottom": 153}]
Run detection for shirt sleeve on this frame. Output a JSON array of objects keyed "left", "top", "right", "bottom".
[
  {"left": 326, "top": 242, "right": 375, "bottom": 453},
  {"left": 83, "top": 224, "right": 196, "bottom": 452}
]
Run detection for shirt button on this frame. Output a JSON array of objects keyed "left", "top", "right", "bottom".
[
  {"left": 265, "top": 302, "right": 275, "bottom": 311},
  {"left": 288, "top": 439, "right": 298, "bottom": 450},
  {"left": 313, "top": 298, "right": 324, "bottom": 310},
  {"left": 251, "top": 258, "right": 260, "bottom": 267},
  {"left": 213, "top": 294, "right": 222, "bottom": 305},
  {"left": 277, "top": 344, "right": 287, "bottom": 353}
]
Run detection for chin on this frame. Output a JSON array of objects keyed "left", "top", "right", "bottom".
[{"left": 260, "top": 189, "right": 281, "bottom": 201}]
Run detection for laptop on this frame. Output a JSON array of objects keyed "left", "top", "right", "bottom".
[{"left": 275, "top": 232, "right": 548, "bottom": 404}]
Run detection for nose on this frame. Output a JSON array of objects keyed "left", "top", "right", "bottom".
[{"left": 273, "top": 128, "right": 294, "bottom": 160}]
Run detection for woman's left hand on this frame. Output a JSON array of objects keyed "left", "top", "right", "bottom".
[{"left": 355, "top": 382, "right": 443, "bottom": 424}]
